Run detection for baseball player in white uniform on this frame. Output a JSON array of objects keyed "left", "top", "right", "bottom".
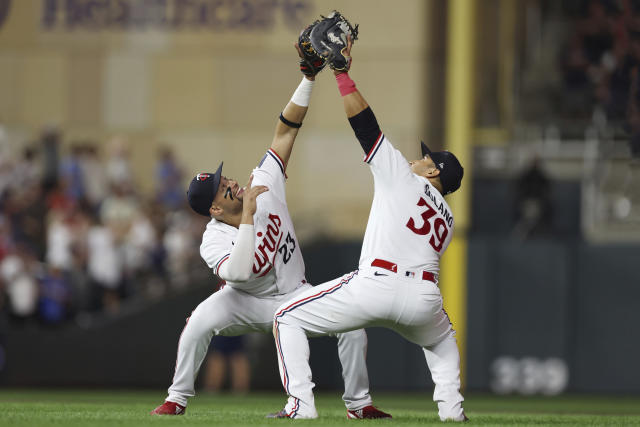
[
  {"left": 271, "top": 40, "right": 468, "bottom": 421},
  {"left": 151, "top": 46, "right": 390, "bottom": 419}
]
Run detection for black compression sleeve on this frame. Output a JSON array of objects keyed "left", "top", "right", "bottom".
[{"left": 348, "top": 107, "right": 381, "bottom": 154}]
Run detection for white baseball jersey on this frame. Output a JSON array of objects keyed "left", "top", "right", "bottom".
[
  {"left": 200, "top": 148, "right": 306, "bottom": 297},
  {"left": 273, "top": 132, "right": 463, "bottom": 421},
  {"left": 167, "top": 150, "right": 372, "bottom": 412},
  {"left": 360, "top": 133, "right": 454, "bottom": 275}
]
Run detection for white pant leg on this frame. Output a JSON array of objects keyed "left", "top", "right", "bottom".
[
  {"left": 274, "top": 316, "right": 317, "bottom": 418},
  {"left": 167, "top": 286, "right": 278, "bottom": 407},
  {"left": 274, "top": 272, "right": 371, "bottom": 418},
  {"left": 370, "top": 279, "right": 463, "bottom": 421},
  {"left": 336, "top": 329, "right": 373, "bottom": 410},
  {"left": 423, "top": 329, "right": 465, "bottom": 422}
]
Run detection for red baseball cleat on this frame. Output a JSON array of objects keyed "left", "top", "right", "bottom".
[
  {"left": 150, "top": 401, "right": 185, "bottom": 415},
  {"left": 347, "top": 405, "right": 392, "bottom": 419}
]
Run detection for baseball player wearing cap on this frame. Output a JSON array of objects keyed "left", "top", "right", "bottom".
[
  {"left": 151, "top": 46, "right": 390, "bottom": 419},
  {"left": 271, "top": 40, "right": 468, "bottom": 421}
]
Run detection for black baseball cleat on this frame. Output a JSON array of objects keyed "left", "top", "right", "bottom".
[
  {"left": 347, "top": 405, "right": 392, "bottom": 419},
  {"left": 266, "top": 409, "right": 290, "bottom": 418}
]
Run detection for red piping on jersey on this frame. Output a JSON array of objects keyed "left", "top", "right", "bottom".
[
  {"left": 214, "top": 254, "right": 230, "bottom": 275},
  {"left": 268, "top": 148, "right": 288, "bottom": 178},
  {"left": 274, "top": 271, "right": 357, "bottom": 318},
  {"left": 363, "top": 132, "right": 384, "bottom": 163}
]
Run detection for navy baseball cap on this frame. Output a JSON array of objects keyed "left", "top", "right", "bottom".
[
  {"left": 187, "top": 162, "right": 223, "bottom": 216},
  {"left": 420, "top": 142, "right": 464, "bottom": 195}
]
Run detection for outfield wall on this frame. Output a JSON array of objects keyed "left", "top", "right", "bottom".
[{"left": 2, "top": 236, "right": 640, "bottom": 393}]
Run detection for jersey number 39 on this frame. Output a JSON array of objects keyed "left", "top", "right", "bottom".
[{"left": 406, "top": 197, "right": 448, "bottom": 252}]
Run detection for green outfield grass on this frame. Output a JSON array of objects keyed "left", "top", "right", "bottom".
[{"left": 0, "top": 389, "right": 639, "bottom": 426}]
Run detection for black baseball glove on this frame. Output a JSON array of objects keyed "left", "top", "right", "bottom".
[
  {"left": 309, "top": 11, "right": 358, "bottom": 72},
  {"left": 298, "top": 23, "right": 326, "bottom": 77}
]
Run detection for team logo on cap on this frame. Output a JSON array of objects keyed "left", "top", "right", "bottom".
[
  {"left": 196, "top": 173, "right": 210, "bottom": 181},
  {"left": 439, "top": 163, "right": 444, "bottom": 169}
]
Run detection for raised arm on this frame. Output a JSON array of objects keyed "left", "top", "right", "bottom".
[
  {"left": 333, "top": 37, "right": 383, "bottom": 156},
  {"left": 270, "top": 42, "right": 324, "bottom": 170},
  {"left": 270, "top": 76, "right": 312, "bottom": 170}
]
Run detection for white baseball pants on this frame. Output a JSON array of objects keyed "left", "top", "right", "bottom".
[
  {"left": 166, "top": 284, "right": 372, "bottom": 410},
  {"left": 274, "top": 270, "right": 465, "bottom": 421}
]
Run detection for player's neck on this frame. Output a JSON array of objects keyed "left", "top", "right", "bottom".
[
  {"left": 222, "top": 212, "right": 243, "bottom": 229},
  {"left": 427, "top": 177, "right": 444, "bottom": 195}
]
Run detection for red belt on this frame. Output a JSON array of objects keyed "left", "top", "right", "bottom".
[{"left": 371, "top": 258, "right": 436, "bottom": 282}]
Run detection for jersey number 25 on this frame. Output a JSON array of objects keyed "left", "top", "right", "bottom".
[{"left": 406, "top": 197, "right": 448, "bottom": 252}]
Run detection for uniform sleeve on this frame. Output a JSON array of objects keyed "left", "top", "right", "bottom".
[
  {"left": 364, "top": 135, "right": 414, "bottom": 190},
  {"left": 200, "top": 230, "right": 233, "bottom": 278},
  {"left": 216, "top": 224, "right": 254, "bottom": 282},
  {"left": 347, "top": 107, "right": 414, "bottom": 189},
  {"left": 251, "top": 149, "right": 287, "bottom": 203}
]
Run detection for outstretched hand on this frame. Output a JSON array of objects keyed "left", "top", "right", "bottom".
[
  {"left": 296, "top": 41, "right": 322, "bottom": 79},
  {"left": 334, "top": 35, "right": 353, "bottom": 75},
  {"left": 242, "top": 175, "right": 269, "bottom": 218},
  {"left": 344, "top": 34, "right": 353, "bottom": 57}
]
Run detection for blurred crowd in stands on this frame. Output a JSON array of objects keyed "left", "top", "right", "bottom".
[
  {"left": 562, "top": 0, "right": 640, "bottom": 155},
  {"left": 0, "top": 127, "right": 210, "bottom": 328}
]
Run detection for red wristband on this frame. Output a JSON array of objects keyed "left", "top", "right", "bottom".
[{"left": 336, "top": 72, "right": 357, "bottom": 96}]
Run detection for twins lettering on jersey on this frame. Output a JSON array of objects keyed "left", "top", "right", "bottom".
[{"left": 253, "top": 213, "right": 296, "bottom": 276}]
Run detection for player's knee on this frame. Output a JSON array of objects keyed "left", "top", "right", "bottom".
[
  {"left": 273, "top": 312, "right": 289, "bottom": 333},
  {"left": 180, "top": 321, "right": 208, "bottom": 343},
  {"left": 273, "top": 302, "right": 290, "bottom": 325},
  {"left": 181, "top": 313, "right": 228, "bottom": 342}
]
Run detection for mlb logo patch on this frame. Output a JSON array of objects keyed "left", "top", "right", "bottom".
[{"left": 197, "top": 173, "right": 210, "bottom": 181}]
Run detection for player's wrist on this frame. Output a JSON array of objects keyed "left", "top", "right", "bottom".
[
  {"left": 240, "top": 208, "right": 255, "bottom": 225},
  {"left": 291, "top": 76, "right": 314, "bottom": 107},
  {"left": 336, "top": 72, "right": 357, "bottom": 96}
]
